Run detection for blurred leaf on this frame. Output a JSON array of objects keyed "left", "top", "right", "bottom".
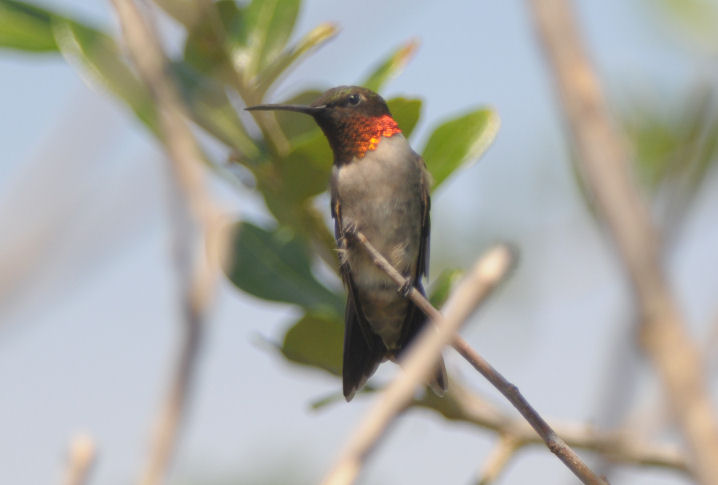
[
  {"left": 273, "top": 89, "right": 324, "bottom": 141},
  {"left": 172, "top": 61, "right": 259, "bottom": 158},
  {"left": 429, "top": 268, "right": 464, "bottom": 308},
  {"left": 153, "top": 0, "right": 203, "bottom": 28},
  {"left": 227, "top": 221, "right": 343, "bottom": 314},
  {"left": 310, "top": 391, "right": 346, "bottom": 410},
  {"left": 255, "top": 23, "right": 338, "bottom": 96},
  {"left": 625, "top": 106, "right": 683, "bottom": 190},
  {"left": 236, "top": 0, "right": 301, "bottom": 77},
  {"left": 651, "top": 0, "right": 718, "bottom": 51},
  {"left": 387, "top": 97, "right": 421, "bottom": 139},
  {"left": 215, "top": 0, "right": 244, "bottom": 40},
  {"left": 182, "top": 1, "right": 242, "bottom": 76},
  {"left": 281, "top": 312, "right": 343, "bottom": 376},
  {"left": 277, "top": 132, "right": 332, "bottom": 201},
  {"left": 422, "top": 108, "right": 500, "bottom": 190},
  {"left": 0, "top": 0, "right": 58, "bottom": 52},
  {"left": 621, "top": 89, "right": 718, "bottom": 233},
  {"left": 362, "top": 39, "right": 419, "bottom": 92},
  {"left": 53, "top": 20, "right": 159, "bottom": 133}
]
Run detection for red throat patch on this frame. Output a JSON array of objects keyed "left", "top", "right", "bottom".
[{"left": 350, "top": 114, "right": 402, "bottom": 158}]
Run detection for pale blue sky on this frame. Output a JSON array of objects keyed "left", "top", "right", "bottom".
[{"left": 0, "top": 1, "right": 714, "bottom": 484}]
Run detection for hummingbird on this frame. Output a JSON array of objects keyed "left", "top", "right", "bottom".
[{"left": 247, "top": 86, "right": 447, "bottom": 401}]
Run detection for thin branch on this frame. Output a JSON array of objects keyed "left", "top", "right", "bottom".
[
  {"left": 63, "top": 434, "right": 96, "bottom": 485},
  {"left": 352, "top": 231, "right": 607, "bottom": 484},
  {"left": 109, "top": 1, "right": 227, "bottom": 485},
  {"left": 415, "top": 382, "right": 689, "bottom": 473},
  {"left": 529, "top": 1, "right": 718, "bottom": 483},
  {"left": 476, "top": 434, "right": 519, "bottom": 485},
  {"left": 321, "top": 241, "right": 513, "bottom": 485}
]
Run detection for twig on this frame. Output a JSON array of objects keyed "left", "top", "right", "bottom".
[
  {"left": 110, "top": 2, "right": 227, "bottom": 485},
  {"left": 415, "top": 382, "right": 689, "bottom": 473},
  {"left": 476, "top": 434, "right": 519, "bottom": 485},
  {"left": 529, "top": 1, "right": 718, "bottom": 483},
  {"left": 63, "top": 434, "right": 96, "bottom": 485},
  {"left": 352, "top": 231, "right": 607, "bottom": 484},
  {"left": 321, "top": 242, "right": 513, "bottom": 485}
]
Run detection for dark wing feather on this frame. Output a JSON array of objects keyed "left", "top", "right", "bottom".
[
  {"left": 331, "top": 181, "right": 385, "bottom": 401},
  {"left": 417, "top": 157, "right": 431, "bottom": 279},
  {"left": 398, "top": 155, "right": 432, "bottom": 347},
  {"left": 396, "top": 156, "right": 447, "bottom": 394}
]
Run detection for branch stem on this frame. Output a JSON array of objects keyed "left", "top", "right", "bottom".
[
  {"left": 529, "top": 1, "right": 718, "bottom": 482},
  {"left": 109, "top": 2, "right": 227, "bottom": 484},
  {"left": 341, "top": 231, "right": 606, "bottom": 485},
  {"left": 322, "top": 237, "right": 513, "bottom": 485}
]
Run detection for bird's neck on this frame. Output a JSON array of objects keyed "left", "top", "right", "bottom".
[{"left": 326, "top": 114, "right": 402, "bottom": 163}]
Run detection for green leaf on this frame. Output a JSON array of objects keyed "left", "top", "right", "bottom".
[
  {"left": 0, "top": 0, "right": 57, "bottom": 52},
  {"left": 429, "top": 268, "right": 464, "bottom": 308},
  {"left": 255, "top": 23, "right": 338, "bottom": 96},
  {"left": 273, "top": 89, "right": 325, "bottom": 141},
  {"left": 362, "top": 39, "right": 419, "bottom": 92},
  {"left": 277, "top": 132, "right": 332, "bottom": 201},
  {"left": 387, "top": 97, "right": 421, "bottom": 139},
  {"left": 227, "top": 221, "right": 344, "bottom": 314},
  {"left": 281, "top": 312, "right": 344, "bottom": 376},
  {"left": 181, "top": 0, "right": 245, "bottom": 80},
  {"left": 172, "top": 61, "right": 259, "bottom": 158},
  {"left": 422, "top": 108, "right": 500, "bottom": 190},
  {"left": 617, "top": 91, "right": 718, "bottom": 231},
  {"left": 153, "top": 0, "right": 203, "bottom": 28},
  {"left": 625, "top": 108, "right": 682, "bottom": 190},
  {"left": 53, "top": 20, "right": 159, "bottom": 133},
  {"left": 235, "top": 0, "right": 301, "bottom": 77},
  {"left": 182, "top": 1, "right": 238, "bottom": 76}
]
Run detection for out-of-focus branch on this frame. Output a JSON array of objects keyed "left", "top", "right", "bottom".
[
  {"left": 63, "top": 434, "right": 96, "bottom": 485},
  {"left": 476, "top": 434, "right": 519, "bottom": 485},
  {"left": 350, "top": 232, "right": 606, "bottom": 485},
  {"left": 109, "top": 1, "right": 227, "bottom": 485},
  {"left": 529, "top": 1, "right": 718, "bottom": 483},
  {"left": 416, "top": 382, "right": 689, "bottom": 473},
  {"left": 321, "top": 241, "right": 513, "bottom": 485}
]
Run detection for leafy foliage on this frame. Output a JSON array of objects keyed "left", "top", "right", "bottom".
[
  {"left": 423, "top": 109, "right": 501, "bottom": 189},
  {"left": 0, "top": 0, "right": 499, "bottom": 385},
  {"left": 228, "top": 222, "right": 343, "bottom": 315},
  {"left": 281, "top": 313, "right": 344, "bottom": 376},
  {"left": 572, "top": 87, "right": 718, "bottom": 239},
  {"left": 0, "top": 0, "right": 58, "bottom": 51}
]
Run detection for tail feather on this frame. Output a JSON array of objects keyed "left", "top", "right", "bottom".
[
  {"left": 342, "top": 297, "right": 385, "bottom": 401},
  {"left": 342, "top": 281, "right": 448, "bottom": 400},
  {"left": 428, "top": 354, "right": 448, "bottom": 397},
  {"left": 396, "top": 283, "right": 448, "bottom": 396}
]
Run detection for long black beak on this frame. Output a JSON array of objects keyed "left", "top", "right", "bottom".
[{"left": 245, "top": 104, "right": 325, "bottom": 115}]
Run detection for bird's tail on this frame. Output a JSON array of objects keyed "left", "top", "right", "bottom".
[
  {"left": 342, "top": 294, "right": 386, "bottom": 401},
  {"left": 398, "top": 285, "right": 448, "bottom": 397}
]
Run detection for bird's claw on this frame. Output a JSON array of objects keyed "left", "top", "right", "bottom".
[
  {"left": 343, "top": 222, "right": 358, "bottom": 238},
  {"left": 398, "top": 280, "right": 413, "bottom": 297}
]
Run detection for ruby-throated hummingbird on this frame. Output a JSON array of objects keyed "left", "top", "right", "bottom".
[{"left": 247, "top": 86, "right": 447, "bottom": 401}]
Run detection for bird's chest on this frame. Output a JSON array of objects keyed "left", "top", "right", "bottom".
[{"left": 333, "top": 135, "right": 424, "bottom": 277}]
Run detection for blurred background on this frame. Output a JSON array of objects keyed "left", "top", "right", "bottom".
[{"left": 2, "top": 0, "right": 717, "bottom": 484}]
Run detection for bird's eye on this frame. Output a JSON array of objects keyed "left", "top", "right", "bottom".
[{"left": 347, "top": 94, "right": 361, "bottom": 105}]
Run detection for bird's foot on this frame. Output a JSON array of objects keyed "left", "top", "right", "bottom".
[{"left": 398, "top": 280, "right": 413, "bottom": 298}]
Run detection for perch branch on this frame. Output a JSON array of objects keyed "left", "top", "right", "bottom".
[
  {"left": 62, "top": 434, "right": 96, "bottom": 485},
  {"left": 110, "top": 1, "right": 227, "bottom": 485},
  {"left": 529, "top": 1, "right": 718, "bottom": 483},
  {"left": 415, "top": 381, "right": 689, "bottom": 473},
  {"left": 351, "top": 231, "right": 607, "bottom": 484},
  {"left": 321, "top": 242, "right": 513, "bottom": 485}
]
